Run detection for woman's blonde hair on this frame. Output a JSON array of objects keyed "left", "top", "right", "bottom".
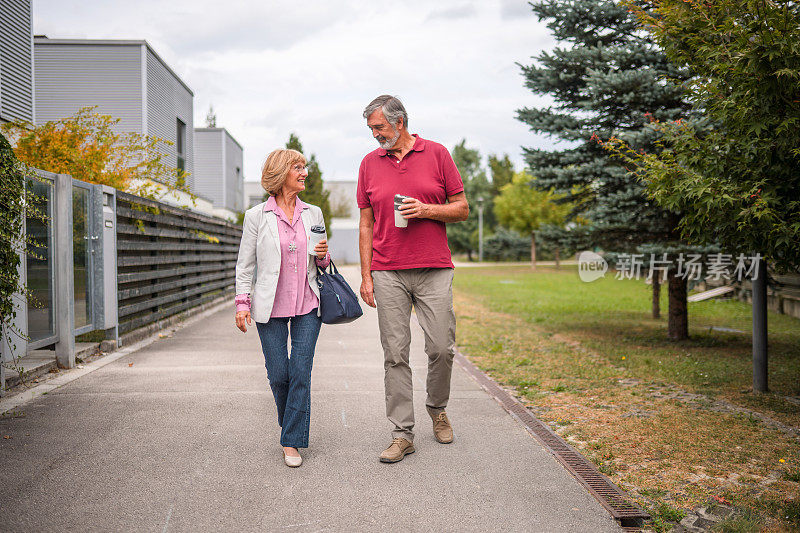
[{"left": 261, "top": 148, "right": 307, "bottom": 196}]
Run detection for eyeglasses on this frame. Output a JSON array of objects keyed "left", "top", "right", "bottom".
[{"left": 292, "top": 164, "right": 308, "bottom": 173}]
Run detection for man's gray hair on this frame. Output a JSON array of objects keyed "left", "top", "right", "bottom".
[{"left": 363, "top": 95, "right": 408, "bottom": 130}]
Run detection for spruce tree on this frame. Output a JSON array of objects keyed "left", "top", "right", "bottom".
[{"left": 517, "top": 0, "right": 693, "bottom": 339}]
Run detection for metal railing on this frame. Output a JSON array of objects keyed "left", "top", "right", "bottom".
[{"left": 1, "top": 173, "right": 242, "bottom": 393}]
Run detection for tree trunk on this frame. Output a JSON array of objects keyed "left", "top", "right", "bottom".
[
  {"left": 466, "top": 249, "right": 473, "bottom": 262},
  {"left": 555, "top": 247, "right": 560, "bottom": 270},
  {"left": 530, "top": 232, "right": 537, "bottom": 270},
  {"left": 667, "top": 271, "right": 688, "bottom": 340},
  {"left": 652, "top": 277, "right": 661, "bottom": 319}
]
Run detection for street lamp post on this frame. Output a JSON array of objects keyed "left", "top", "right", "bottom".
[
  {"left": 477, "top": 196, "right": 484, "bottom": 262},
  {"left": 752, "top": 256, "right": 768, "bottom": 392}
]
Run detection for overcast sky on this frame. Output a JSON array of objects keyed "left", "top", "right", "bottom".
[{"left": 33, "top": 0, "right": 558, "bottom": 182}]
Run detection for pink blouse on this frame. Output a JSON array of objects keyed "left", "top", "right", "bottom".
[{"left": 235, "top": 196, "right": 330, "bottom": 318}]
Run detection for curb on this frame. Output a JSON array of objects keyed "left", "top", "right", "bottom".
[
  {"left": 454, "top": 349, "right": 650, "bottom": 529},
  {"left": 117, "top": 293, "right": 233, "bottom": 348},
  {"left": 2, "top": 343, "right": 99, "bottom": 391}
]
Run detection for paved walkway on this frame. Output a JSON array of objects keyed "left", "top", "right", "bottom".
[{"left": 0, "top": 266, "right": 620, "bottom": 532}]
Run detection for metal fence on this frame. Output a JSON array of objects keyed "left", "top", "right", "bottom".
[
  {"left": 115, "top": 191, "right": 241, "bottom": 334},
  {"left": 1, "top": 172, "right": 242, "bottom": 393}
]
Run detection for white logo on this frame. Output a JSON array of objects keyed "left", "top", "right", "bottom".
[{"left": 578, "top": 251, "right": 607, "bottom": 282}]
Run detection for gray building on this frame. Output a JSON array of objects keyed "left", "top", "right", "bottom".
[
  {"left": 325, "top": 179, "right": 359, "bottom": 264},
  {"left": 326, "top": 179, "right": 358, "bottom": 219},
  {"left": 243, "top": 180, "right": 265, "bottom": 209},
  {"left": 0, "top": 0, "right": 34, "bottom": 124},
  {"left": 194, "top": 127, "right": 244, "bottom": 213},
  {"left": 33, "top": 38, "right": 194, "bottom": 187},
  {"left": 0, "top": 0, "right": 34, "bottom": 390}
]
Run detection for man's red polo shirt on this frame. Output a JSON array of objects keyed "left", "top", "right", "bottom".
[{"left": 357, "top": 134, "right": 464, "bottom": 271}]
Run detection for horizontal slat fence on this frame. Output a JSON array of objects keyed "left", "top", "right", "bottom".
[
  {"left": 740, "top": 273, "right": 800, "bottom": 319},
  {"left": 116, "top": 191, "right": 242, "bottom": 334},
  {"left": 701, "top": 271, "right": 800, "bottom": 320}
]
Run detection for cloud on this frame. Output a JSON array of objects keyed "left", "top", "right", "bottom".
[
  {"left": 500, "top": 0, "right": 535, "bottom": 20},
  {"left": 426, "top": 4, "right": 477, "bottom": 21},
  {"left": 34, "top": 0, "right": 352, "bottom": 54},
  {"left": 34, "top": 0, "right": 557, "bottom": 182}
]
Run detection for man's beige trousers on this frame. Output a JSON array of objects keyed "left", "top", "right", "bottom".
[{"left": 372, "top": 268, "right": 456, "bottom": 442}]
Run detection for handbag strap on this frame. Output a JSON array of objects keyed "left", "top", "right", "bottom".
[
  {"left": 315, "top": 259, "right": 337, "bottom": 290},
  {"left": 316, "top": 258, "right": 339, "bottom": 276}
]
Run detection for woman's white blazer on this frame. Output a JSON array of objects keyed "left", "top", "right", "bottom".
[{"left": 235, "top": 201, "right": 325, "bottom": 322}]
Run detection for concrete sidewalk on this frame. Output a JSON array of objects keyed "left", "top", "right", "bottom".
[{"left": 0, "top": 266, "right": 620, "bottom": 532}]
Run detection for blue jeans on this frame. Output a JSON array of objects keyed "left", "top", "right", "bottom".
[{"left": 255, "top": 309, "right": 322, "bottom": 448}]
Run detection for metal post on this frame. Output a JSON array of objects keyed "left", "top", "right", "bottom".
[
  {"left": 54, "top": 173, "right": 75, "bottom": 369},
  {"left": 477, "top": 197, "right": 484, "bottom": 262},
  {"left": 752, "top": 257, "right": 768, "bottom": 392},
  {"left": 99, "top": 186, "right": 119, "bottom": 347}
]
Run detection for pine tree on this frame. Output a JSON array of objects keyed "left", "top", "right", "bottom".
[
  {"left": 517, "top": 0, "right": 693, "bottom": 339},
  {"left": 284, "top": 133, "right": 332, "bottom": 233}
]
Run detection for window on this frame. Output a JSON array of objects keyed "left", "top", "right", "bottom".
[
  {"left": 176, "top": 118, "right": 186, "bottom": 174},
  {"left": 26, "top": 178, "right": 54, "bottom": 343}
]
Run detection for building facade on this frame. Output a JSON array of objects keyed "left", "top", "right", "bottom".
[
  {"left": 324, "top": 179, "right": 359, "bottom": 264},
  {"left": 0, "top": 0, "right": 34, "bottom": 124},
  {"left": 243, "top": 180, "right": 265, "bottom": 209},
  {"left": 33, "top": 38, "right": 195, "bottom": 187},
  {"left": 194, "top": 127, "right": 244, "bottom": 213},
  {"left": 0, "top": 0, "right": 35, "bottom": 390}
]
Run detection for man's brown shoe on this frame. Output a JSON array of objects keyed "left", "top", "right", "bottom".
[
  {"left": 431, "top": 410, "right": 454, "bottom": 443},
  {"left": 379, "top": 437, "right": 415, "bottom": 463}
]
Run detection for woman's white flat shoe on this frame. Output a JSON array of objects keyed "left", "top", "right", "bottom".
[{"left": 283, "top": 450, "right": 302, "bottom": 468}]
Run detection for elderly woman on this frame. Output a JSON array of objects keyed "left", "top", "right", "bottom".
[{"left": 235, "top": 148, "right": 330, "bottom": 468}]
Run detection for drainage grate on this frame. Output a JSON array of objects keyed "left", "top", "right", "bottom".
[{"left": 455, "top": 351, "right": 650, "bottom": 527}]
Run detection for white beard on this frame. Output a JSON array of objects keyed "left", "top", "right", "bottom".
[{"left": 378, "top": 127, "right": 401, "bottom": 150}]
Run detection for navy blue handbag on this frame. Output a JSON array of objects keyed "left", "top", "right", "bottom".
[{"left": 316, "top": 260, "right": 363, "bottom": 324}]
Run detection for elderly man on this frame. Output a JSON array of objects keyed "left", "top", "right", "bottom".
[{"left": 357, "top": 95, "right": 469, "bottom": 463}]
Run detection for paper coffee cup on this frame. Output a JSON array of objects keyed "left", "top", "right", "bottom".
[
  {"left": 394, "top": 194, "right": 410, "bottom": 228},
  {"left": 309, "top": 224, "right": 326, "bottom": 255}
]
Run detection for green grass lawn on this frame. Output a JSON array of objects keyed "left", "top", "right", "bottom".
[
  {"left": 455, "top": 265, "right": 799, "bottom": 407},
  {"left": 453, "top": 264, "right": 800, "bottom": 531}
]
